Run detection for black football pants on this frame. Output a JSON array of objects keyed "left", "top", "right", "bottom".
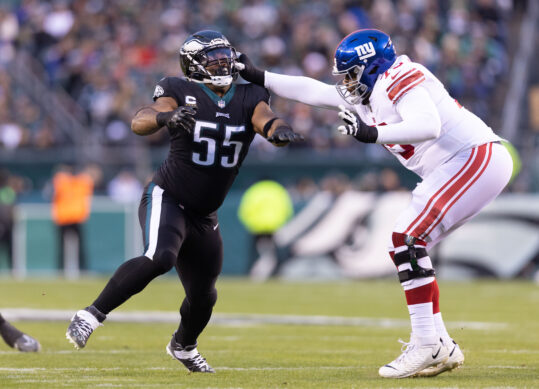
[{"left": 93, "top": 182, "right": 223, "bottom": 347}]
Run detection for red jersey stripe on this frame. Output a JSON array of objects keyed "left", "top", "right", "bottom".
[
  {"left": 391, "top": 76, "right": 425, "bottom": 104},
  {"left": 388, "top": 71, "right": 425, "bottom": 102},
  {"left": 386, "top": 69, "right": 416, "bottom": 92}
]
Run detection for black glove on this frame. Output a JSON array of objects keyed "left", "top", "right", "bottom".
[
  {"left": 268, "top": 126, "right": 304, "bottom": 146},
  {"left": 237, "top": 53, "right": 265, "bottom": 86},
  {"left": 337, "top": 104, "right": 378, "bottom": 143},
  {"left": 156, "top": 106, "right": 197, "bottom": 134}
]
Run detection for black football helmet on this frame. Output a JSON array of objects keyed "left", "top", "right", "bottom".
[{"left": 179, "top": 30, "right": 239, "bottom": 87}]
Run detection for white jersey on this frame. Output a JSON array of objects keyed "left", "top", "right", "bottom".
[
  {"left": 263, "top": 53, "right": 512, "bottom": 248},
  {"left": 355, "top": 55, "right": 501, "bottom": 178}
]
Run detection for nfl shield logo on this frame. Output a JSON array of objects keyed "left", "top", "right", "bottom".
[{"left": 218, "top": 100, "right": 226, "bottom": 108}]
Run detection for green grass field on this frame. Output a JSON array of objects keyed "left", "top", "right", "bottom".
[{"left": 0, "top": 277, "right": 538, "bottom": 388}]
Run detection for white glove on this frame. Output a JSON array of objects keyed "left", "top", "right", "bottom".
[{"left": 337, "top": 105, "right": 359, "bottom": 136}]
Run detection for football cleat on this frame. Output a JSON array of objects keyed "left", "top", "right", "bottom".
[
  {"left": 416, "top": 339, "right": 464, "bottom": 377},
  {"left": 14, "top": 334, "right": 41, "bottom": 352},
  {"left": 166, "top": 333, "right": 215, "bottom": 373},
  {"left": 0, "top": 320, "right": 41, "bottom": 352},
  {"left": 379, "top": 336, "right": 449, "bottom": 378},
  {"left": 66, "top": 309, "right": 102, "bottom": 349}
]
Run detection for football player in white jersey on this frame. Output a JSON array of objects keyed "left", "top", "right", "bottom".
[{"left": 238, "top": 29, "right": 513, "bottom": 378}]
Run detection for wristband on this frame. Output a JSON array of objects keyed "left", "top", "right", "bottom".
[
  {"left": 262, "top": 117, "right": 278, "bottom": 137},
  {"left": 250, "top": 68, "right": 265, "bottom": 86},
  {"left": 354, "top": 125, "right": 378, "bottom": 143},
  {"left": 156, "top": 111, "right": 173, "bottom": 127}
]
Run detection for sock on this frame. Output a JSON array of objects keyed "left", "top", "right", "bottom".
[
  {"left": 84, "top": 305, "right": 107, "bottom": 323},
  {"left": 432, "top": 279, "right": 440, "bottom": 314},
  {"left": 0, "top": 319, "right": 24, "bottom": 348},
  {"left": 0, "top": 314, "right": 5, "bottom": 325},
  {"left": 404, "top": 281, "right": 437, "bottom": 345},
  {"left": 175, "top": 289, "right": 218, "bottom": 347},
  {"left": 434, "top": 312, "right": 452, "bottom": 344}
]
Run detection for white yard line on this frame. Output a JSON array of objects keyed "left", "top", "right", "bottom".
[
  {"left": 0, "top": 366, "right": 364, "bottom": 373},
  {"left": 0, "top": 308, "right": 507, "bottom": 330}
]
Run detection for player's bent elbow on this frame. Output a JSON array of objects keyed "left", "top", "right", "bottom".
[
  {"left": 131, "top": 119, "right": 151, "bottom": 136},
  {"left": 418, "top": 113, "right": 441, "bottom": 140},
  {"left": 427, "top": 123, "right": 441, "bottom": 139},
  {"left": 130, "top": 121, "right": 142, "bottom": 135}
]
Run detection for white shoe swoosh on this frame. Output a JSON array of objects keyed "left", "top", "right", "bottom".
[{"left": 213, "top": 223, "right": 219, "bottom": 230}]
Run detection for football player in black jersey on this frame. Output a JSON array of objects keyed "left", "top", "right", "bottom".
[{"left": 66, "top": 30, "right": 303, "bottom": 373}]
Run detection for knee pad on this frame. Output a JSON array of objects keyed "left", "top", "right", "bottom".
[
  {"left": 150, "top": 248, "right": 177, "bottom": 274},
  {"left": 391, "top": 232, "right": 435, "bottom": 283}
]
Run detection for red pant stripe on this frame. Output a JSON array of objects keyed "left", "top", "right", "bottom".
[
  {"left": 420, "top": 143, "right": 492, "bottom": 239},
  {"left": 407, "top": 143, "right": 490, "bottom": 238},
  {"left": 404, "top": 147, "right": 478, "bottom": 237}
]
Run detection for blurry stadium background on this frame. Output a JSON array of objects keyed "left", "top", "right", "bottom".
[{"left": 0, "top": 0, "right": 538, "bottom": 281}]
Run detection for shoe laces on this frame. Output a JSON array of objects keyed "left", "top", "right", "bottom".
[
  {"left": 189, "top": 352, "right": 210, "bottom": 369},
  {"left": 76, "top": 319, "right": 94, "bottom": 338},
  {"left": 395, "top": 338, "right": 415, "bottom": 363},
  {"left": 73, "top": 313, "right": 101, "bottom": 339}
]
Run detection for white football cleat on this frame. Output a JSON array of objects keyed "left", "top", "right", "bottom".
[
  {"left": 379, "top": 336, "right": 449, "bottom": 378},
  {"left": 66, "top": 309, "right": 102, "bottom": 349},
  {"left": 416, "top": 339, "right": 464, "bottom": 377},
  {"left": 166, "top": 332, "right": 215, "bottom": 373}
]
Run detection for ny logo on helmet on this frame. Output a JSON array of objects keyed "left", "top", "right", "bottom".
[{"left": 354, "top": 42, "right": 376, "bottom": 62}]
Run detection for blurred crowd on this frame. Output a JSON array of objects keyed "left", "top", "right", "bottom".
[{"left": 0, "top": 0, "right": 520, "bottom": 154}]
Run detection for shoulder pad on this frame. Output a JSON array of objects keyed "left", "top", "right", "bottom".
[{"left": 382, "top": 61, "right": 425, "bottom": 104}]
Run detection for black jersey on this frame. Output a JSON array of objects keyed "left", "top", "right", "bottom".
[{"left": 151, "top": 77, "right": 270, "bottom": 215}]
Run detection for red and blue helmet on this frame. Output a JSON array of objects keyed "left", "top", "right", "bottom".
[{"left": 333, "top": 29, "right": 396, "bottom": 104}]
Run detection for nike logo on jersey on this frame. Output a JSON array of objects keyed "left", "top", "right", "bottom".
[
  {"left": 213, "top": 223, "right": 219, "bottom": 230},
  {"left": 390, "top": 71, "right": 401, "bottom": 80},
  {"left": 432, "top": 346, "right": 441, "bottom": 359},
  {"left": 216, "top": 112, "right": 230, "bottom": 119}
]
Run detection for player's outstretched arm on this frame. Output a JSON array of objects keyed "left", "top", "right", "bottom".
[
  {"left": 252, "top": 101, "right": 304, "bottom": 147},
  {"left": 238, "top": 54, "right": 345, "bottom": 111}
]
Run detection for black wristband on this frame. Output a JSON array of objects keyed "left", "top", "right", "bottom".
[
  {"left": 156, "top": 111, "right": 173, "bottom": 127},
  {"left": 262, "top": 117, "right": 278, "bottom": 137},
  {"left": 354, "top": 124, "right": 378, "bottom": 143},
  {"left": 250, "top": 68, "right": 265, "bottom": 86}
]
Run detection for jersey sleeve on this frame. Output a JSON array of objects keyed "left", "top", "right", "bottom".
[
  {"left": 152, "top": 77, "right": 184, "bottom": 103},
  {"left": 265, "top": 71, "right": 347, "bottom": 110},
  {"left": 385, "top": 66, "right": 426, "bottom": 105},
  {"left": 246, "top": 83, "right": 270, "bottom": 106},
  {"left": 375, "top": 86, "right": 441, "bottom": 144}
]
